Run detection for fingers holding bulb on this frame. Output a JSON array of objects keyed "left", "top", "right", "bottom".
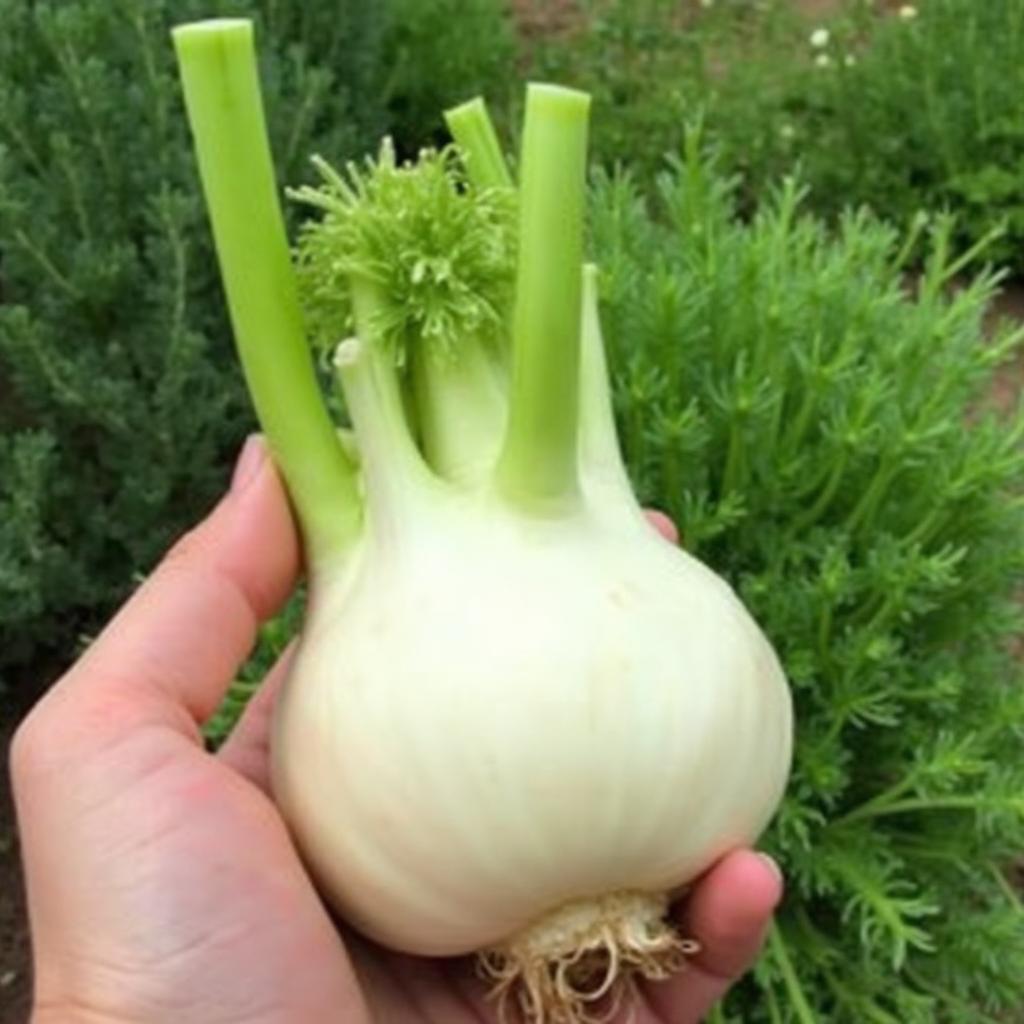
[
  {"left": 644, "top": 509, "right": 680, "bottom": 545},
  {"left": 642, "top": 849, "right": 784, "bottom": 1021}
]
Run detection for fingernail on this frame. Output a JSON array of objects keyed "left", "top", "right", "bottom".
[
  {"left": 644, "top": 509, "right": 680, "bottom": 545},
  {"left": 231, "top": 434, "right": 266, "bottom": 493},
  {"left": 756, "top": 852, "right": 784, "bottom": 885}
]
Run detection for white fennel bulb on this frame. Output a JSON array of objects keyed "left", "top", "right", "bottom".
[
  {"left": 274, "top": 479, "right": 791, "bottom": 957},
  {"left": 175, "top": 21, "right": 793, "bottom": 1022}
]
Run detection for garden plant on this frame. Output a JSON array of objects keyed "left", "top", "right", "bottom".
[
  {"left": 528, "top": 0, "right": 1024, "bottom": 274},
  {"left": 590, "top": 141, "right": 1024, "bottom": 1021}
]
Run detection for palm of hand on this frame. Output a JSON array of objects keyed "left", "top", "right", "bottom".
[
  {"left": 24, "top": 723, "right": 754, "bottom": 1023},
  {"left": 14, "top": 444, "right": 779, "bottom": 1024},
  {"left": 19, "top": 717, "right": 692, "bottom": 1023}
]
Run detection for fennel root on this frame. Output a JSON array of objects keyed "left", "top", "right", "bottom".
[{"left": 479, "top": 891, "right": 699, "bottom": 1024}]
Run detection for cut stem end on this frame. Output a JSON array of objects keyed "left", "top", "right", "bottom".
[
  {"left": 444, "top": 96, "right": 513, "bottom": 190},
  {"left": 479, "top": 891, "right": 698, "bottom": 1024},
  {"left": 173, "top": 17, "right": 361, "bottom": 559}
]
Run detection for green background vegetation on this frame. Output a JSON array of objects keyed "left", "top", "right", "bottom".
[
  {"left": 0, "top": 0, "right": 512, "bottom": 684},
  {"left": 592, "top": 143, "right": 1024, "bottom": 1020},
  {"left": 3, "top": 0, "right": 1023, "bottom": 1020}
]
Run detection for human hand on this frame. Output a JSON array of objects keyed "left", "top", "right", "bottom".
[{"left": 12, "top": 435, "right": 783, "bottom": 1024}]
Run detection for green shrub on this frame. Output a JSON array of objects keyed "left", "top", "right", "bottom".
[
  {"left": 593, "top": 136, "right": 1024, "bottom": 1021},
  {"left": 721, "top": 0, "right": 1024, "bottom": 275},
  {"left": 382, "top": 0, "right": 517, "bottom": 153},
  {"left": 524, "top": 0, "right": 804, "bottom": 184},
  {"left": 526, "top": 0, "right": 1024, "bottom": 276},
  {"left": 0, "top": 0, "right": 386, "bottom": 688},
  {"left": 0, "top": 0, "right": 515, "bottom": 692}
]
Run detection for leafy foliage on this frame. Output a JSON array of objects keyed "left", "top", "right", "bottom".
[
  {"left": 291, "top": 141, "right": 515, "bottom": 365},
  {"left": 526, "top": 0, "right": 1024, "bottom": 274},
  {"left": 524, "top": 0, "right": 804, "bottom": 184},
  {"left": 723, "top": 0, "right": 1024, "bottom": 274},
  {"left": 203, "top": 590, "right": 305, "bottom": 749},
  {"left": 381, "top": 0, "right": 517, "bottom": 154},
  {"left": 593, "top": 135, "right": 1024, "bottom": 1021},
  {"left": 0, "top": 0, "right": 513, "bottom": 692}
]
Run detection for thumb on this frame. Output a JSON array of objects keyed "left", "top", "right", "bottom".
[{"left": 18, "top": 435, "right": 301, "bottom": 757}]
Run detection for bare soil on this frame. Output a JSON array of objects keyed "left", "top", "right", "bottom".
[{"left": 987, "top": 283, "right": 1024, "bottom": 415}]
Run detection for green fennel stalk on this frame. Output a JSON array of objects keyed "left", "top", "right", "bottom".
[
  {"left": 444, "top": 96, "right": 513, "bottom": 191},
  {"left": 497, "top": 84, "right": 590, "bottom": 511},
  {"left": 175, "top": 18, "right": 592, "bottom": 528},
  {"left": 173, "top": 19, "right": 360, "bottom": 559}
]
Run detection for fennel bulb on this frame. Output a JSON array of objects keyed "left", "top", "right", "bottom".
[
  {"left": 274, "top": 446, "right": 791, "bottom": 990},
  {"left": 175, "top": 19, "right": 793, "bottom": 1022}
]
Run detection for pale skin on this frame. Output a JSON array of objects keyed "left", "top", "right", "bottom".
[{"left": 11, "top": 436, "right": 784, "bottom": 1024}]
